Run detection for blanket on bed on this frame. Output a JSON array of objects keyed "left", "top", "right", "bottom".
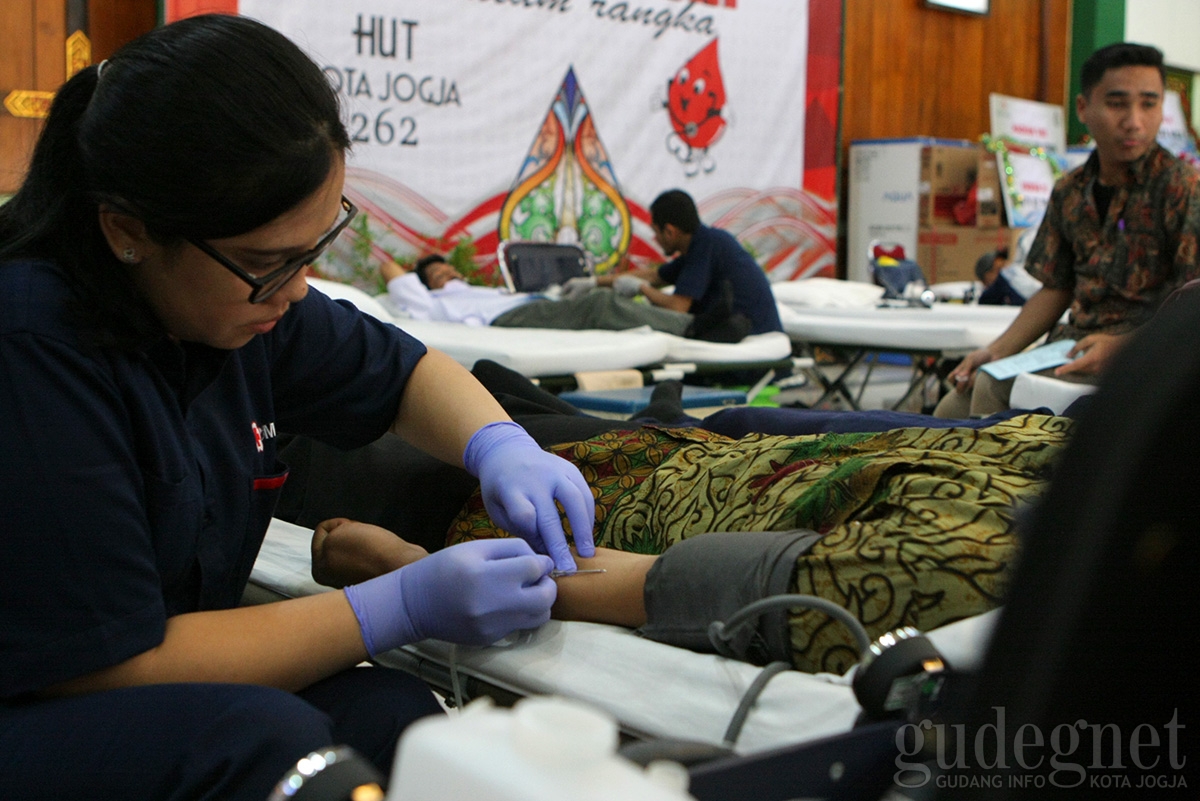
[{"left": 447, "top": 415, "right": 1072, "bottom": 673}]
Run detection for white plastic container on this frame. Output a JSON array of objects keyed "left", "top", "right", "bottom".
[{"left": 388, "top": 696, "right": 696, "bottom": 801}]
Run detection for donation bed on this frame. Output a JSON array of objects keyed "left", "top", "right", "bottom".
[
  {"left": 250, "top": 518, "right": 999, "bottom": 756},
  {"left": 310, "top": 278, "right": 797, "bottom": 388},
  {"left": 771, "top": 278, "right": 1022, "bottom": 409}
]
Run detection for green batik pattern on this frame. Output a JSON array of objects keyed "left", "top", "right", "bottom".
[
  {"left": 578, "top": 184, "right": 619, "bottom": 266},
  {"left": 511, "top": 182, "right": 559, "bottom": 242}
]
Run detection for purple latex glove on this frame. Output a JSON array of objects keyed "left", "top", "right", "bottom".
[
  {"left": 463, "top": 421, "right": 596, "bottom": 572},
  {"left": 343, "top": 538, "right": 556, "bottom": 654}
]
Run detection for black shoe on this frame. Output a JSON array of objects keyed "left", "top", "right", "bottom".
[{"left": 631, "top": 380, "right": 688, "bottom": 423}]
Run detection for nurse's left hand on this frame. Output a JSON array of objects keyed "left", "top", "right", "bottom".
[{"left": 463, "top": 421, "right": 596, "bottom": 572}]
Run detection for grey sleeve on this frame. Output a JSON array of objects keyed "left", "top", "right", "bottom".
[{"left": 639, "top": 529, "right": 821, "bottom": 665}]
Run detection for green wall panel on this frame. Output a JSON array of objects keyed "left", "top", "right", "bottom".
[{"left": 1068, "top": 0, "right": 1126, "bottom": 143}]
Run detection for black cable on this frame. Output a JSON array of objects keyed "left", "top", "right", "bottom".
[
  {"left": 707, "top": 593, "right": 873, "bottom": 660},
  {"left": 721, "top": 660, "right": 792, "bottom": 747},
  {"left": 708, "top": 593, "right": 873, "bottom": 748}
]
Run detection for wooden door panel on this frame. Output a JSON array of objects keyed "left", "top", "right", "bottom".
[
  {"left": 1, "top": 0, "right": 154, "bottom": 195},
  {"left": 1, "top": 0, "right": 64, "bottom": 194},
  {"left": 1, "top": 1, "right": 57, "bottom": 191}
]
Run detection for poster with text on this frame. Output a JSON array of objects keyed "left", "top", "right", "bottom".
[
  {"left": 1158, "top": 89, "right": 1200, "bottom": 170},
  {"left": 989, "top": 93, "right": 1066, "bottom": 155},
  {"left": 998, "top": 150, "right": 1058, "bottom": 230},
  {"left": 177, "top": 0, "right": 840, "bottom": 288}
]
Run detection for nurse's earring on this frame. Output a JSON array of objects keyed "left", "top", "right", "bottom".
[{"left": 122, "top": 248, "right": 139, "bottom": 264}]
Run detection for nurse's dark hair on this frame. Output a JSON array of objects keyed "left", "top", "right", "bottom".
[
  {"left": 1080, "top": 42, "right": 1165, "bottom": 98},
  {"left": 0, "top": 14, "right": 349, "bottom": 343},
  {"left": 649, "top": 189, "right": 701, "bottom": 234}
]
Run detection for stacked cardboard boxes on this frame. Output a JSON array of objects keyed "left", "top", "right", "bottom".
[
  {"left": 917, "top": 226, "right": 1019, "bottom": 284},
  {"left": 917, "top": 143, "right": 1027, "bottom": 283},
  {"left": 918, "top": 142, "right": 980, "bottom": 227},
  {"left": 848, "top": 137, "right": 1027, "bottom": 284}
]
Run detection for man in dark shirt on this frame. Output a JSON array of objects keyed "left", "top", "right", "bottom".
[
  {"left": 975, "top": 247, "right": 1026, "bottom": 306},
  {"left": 592, "top": 189, "right": 783, "bottom": 341},
  {"left": 936, "top": 42, "right": 1200, "bottom": 417}
]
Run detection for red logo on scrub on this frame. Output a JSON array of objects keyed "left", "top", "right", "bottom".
[{"left": 250, "top": 420, "right": 276, "bottom": 453}]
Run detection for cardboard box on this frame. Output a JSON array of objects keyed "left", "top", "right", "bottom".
[
  {"left": 917, "top": 224, "right": 1017, "bottom": 284},
  {"left": 848, "top": 139, "right": 925, "bottom": 283},
  {"left": 918, "top": 144, "right": 981, "bottom": 226},
  {"left": 847, "top": 138, "right": 976, "bottom": 283}
]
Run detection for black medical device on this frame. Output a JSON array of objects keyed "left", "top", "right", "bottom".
[{"left": 625, "top": 594, "right": 958, "bottom": 800}]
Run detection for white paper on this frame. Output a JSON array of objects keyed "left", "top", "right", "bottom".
[{"left": 980, "top": 339, "right": 1076, "bottom": 381}]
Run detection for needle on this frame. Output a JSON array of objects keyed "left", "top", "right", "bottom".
[{"left": 548, "top": 568, "right": 607, "bottom": 578}]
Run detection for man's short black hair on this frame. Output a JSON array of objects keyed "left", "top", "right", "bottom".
[
  {"left": 649, "top": 189, "right": 702, "bottom": 234},
  {"left": 1080, "top": 42, "right": 1165, "bottom": 98},
  {"left": 414, "top": 254, "right": 448, "bottom": 289}
]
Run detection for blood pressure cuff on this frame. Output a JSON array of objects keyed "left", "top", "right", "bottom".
[{"left": 639, "top": 529, "right": 821, "bottom": 665}]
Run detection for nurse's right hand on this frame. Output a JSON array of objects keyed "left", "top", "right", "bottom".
[{"left": 343, "top": 538, "right": 557, "bottom": 655}]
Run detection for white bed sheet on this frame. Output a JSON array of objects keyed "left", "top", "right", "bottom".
[
  {"left": 771, "top": 277, "right": 1023, "bottom": 354},
  {"left": 1010, "top": 372, "right": 1097, "bottom": 415},
  {"left": 309, "top": 278, "right": 791, "bottom": 377},
  {"left": 252, "top": 518, "right": 997, "bottom": 756},
  {"left": 395, "top": 318, "right": 677, "bottom": 376},
  {"left": 770, "top": 277, "right": 885, "bottom": 309},
  {"left": 655, "top": 330, "right": 792, "bottom": 365},
  {"left": 775, "top": 301, "right": 1021, "bottom": 353}
]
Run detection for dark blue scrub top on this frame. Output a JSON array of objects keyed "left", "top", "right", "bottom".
[
  {"left": 0, "top": 260, "right": 426, "bottom": 699},
  {"left": 657, "top": 225, "right": 783, "bottom": 335}
]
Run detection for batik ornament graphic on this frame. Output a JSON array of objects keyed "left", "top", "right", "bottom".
[{"left": 499, "top": 68, "right": 632, "bottom": 275}]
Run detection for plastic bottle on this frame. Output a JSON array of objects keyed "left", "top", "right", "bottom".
[{"left": 387, "top": 696, "right": 696, "bottom": 801}]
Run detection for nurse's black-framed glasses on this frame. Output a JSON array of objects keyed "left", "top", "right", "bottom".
[{"left": 188, "top": 196, "right": 358, "bottom": 304}]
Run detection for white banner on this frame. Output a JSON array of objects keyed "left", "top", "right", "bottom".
[
  {"left": 998, "top": 150, "right": 1058, "bottom": 230},
  {"left": 239, "top": 0, "right": 833, "bottom": 283},
  {"left": 989, "top": 93, "right": 1066, "bottom": 154},
  {"left": 1158, "top": 89, "right": 1200, "bottom": 169}
]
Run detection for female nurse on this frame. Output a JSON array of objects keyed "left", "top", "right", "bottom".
[{"left": 0, "top": 14, "right": 594, "bottom": 800}]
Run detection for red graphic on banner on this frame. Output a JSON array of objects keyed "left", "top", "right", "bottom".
[
  {"left": 803, "top": 0, "right": 840, "bottom": 203},
  {"left": 665, "top": 39, "right": 726, "bottom": 176},
  {"left": 165, "top": 0, "right": 238, "bottom": 19}
]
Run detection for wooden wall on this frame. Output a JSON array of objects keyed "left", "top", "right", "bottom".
[
  {"left": 843, "top": 0, "right": 1072, "bottom": 145},
  {"left": 0, "top": 0, "right": 156, "bottom": 194},
  {"left": 91, "top": 0, "right": 158, "bottom": 62},
  {"left": 838, "top": 0, "right": 1073, "bottom": 274},
  {"left": 1, "top": 1, "right": 64, "bottom": 193}
]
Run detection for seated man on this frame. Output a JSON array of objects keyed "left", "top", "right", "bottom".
[
  {"left": 935, "top": 42, "right": 1200, "bottom": 418},
  {"left": 383, "top": 254, "right": 697, "bottom": 337},
  {"left": 584, "top": 189, "right": 783, "bottom": 342}
]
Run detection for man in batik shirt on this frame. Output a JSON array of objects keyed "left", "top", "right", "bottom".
[{"left": 936, "top": 42, "right": 1200, "bottom": 418}]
